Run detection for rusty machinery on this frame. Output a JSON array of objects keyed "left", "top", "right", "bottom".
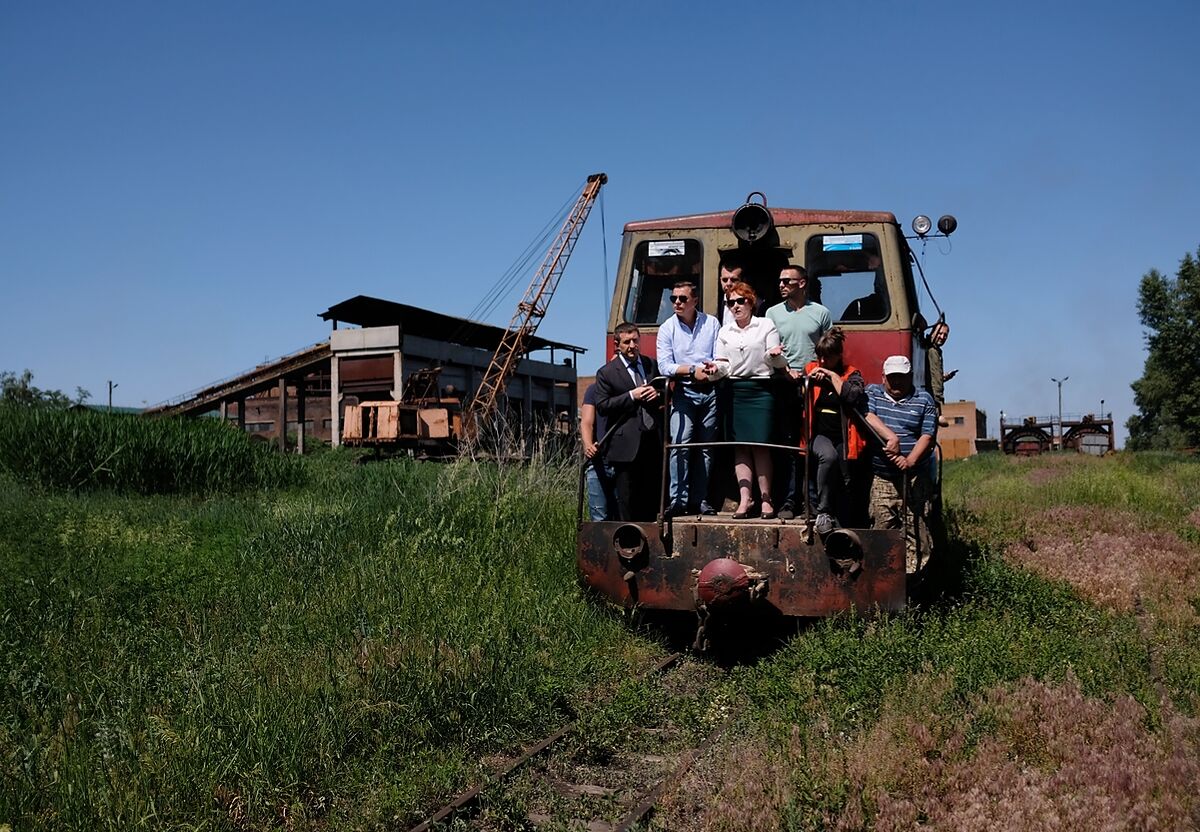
[
  {"left": 340, "top": 368, "right": 463, "bottom": 455},
  {"left": 1001, "top": 412, "right": 1115, "bottom": 456}
]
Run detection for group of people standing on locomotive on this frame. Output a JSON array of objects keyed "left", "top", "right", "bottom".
[{"left": 579, "top": 259, "right": 949, "bottom": 573}]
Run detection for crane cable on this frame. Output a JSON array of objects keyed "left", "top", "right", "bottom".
[
  {"left": 463, "top": 183, "right": 582, "bottom": 325},
  {"left": 910, "top": 238, "right": 944, "bottom": 327},
  {"left": 600, "top": 187, "right": 610, "bottom": 329}
]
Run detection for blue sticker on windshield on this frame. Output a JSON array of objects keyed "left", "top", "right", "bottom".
[{"left": 822, "top": 234, "right": 863, "bottom": 251}]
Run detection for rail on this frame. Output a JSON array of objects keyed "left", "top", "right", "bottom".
[
  {"left": 576, "top": 373, "right": 920, "bottom": 546},
  {"left": 406, "top": 652, "right": 683, "bottom": 832}
]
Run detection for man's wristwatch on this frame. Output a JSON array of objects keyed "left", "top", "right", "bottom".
[{"left": 687, "top": 366, "right": 695, "bottom": 379}]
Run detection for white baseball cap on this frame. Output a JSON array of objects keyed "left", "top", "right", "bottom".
[{"left": 882, "top": 355, "right": 912, "bottom": 375}]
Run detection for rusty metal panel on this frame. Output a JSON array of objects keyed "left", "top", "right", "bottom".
[
  {"left": 378, "top": 404, "right": 400, "bottom": 440},
  {"left": 339, "top": 355, "right": 395, "bottom": 384},
  {"left": 578, "top": 520, "right": 906, "bottom": 617},
  {"left": 342, "top": 404, "right": 364, "bottom": 440},
  {"left": 418, "top": 408, "right": 450, "bottom": 439}
]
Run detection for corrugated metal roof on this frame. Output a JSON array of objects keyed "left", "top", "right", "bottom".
[{"left": 318, "top": 296, "right": 584, "bottom": 354}]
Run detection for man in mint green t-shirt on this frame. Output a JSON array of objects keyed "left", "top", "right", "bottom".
[
  {"left": 766, "top": 264, "right": 832, "bottom": 374},
  {"left": 766, "top": 264, "right": 832, "bottom": 518}
]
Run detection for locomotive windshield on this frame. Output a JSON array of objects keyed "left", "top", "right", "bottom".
[
  {"left": 805, "top": 232, "right": 892, "bottom": 324},
  {"left": 624, "top": 238, "right": 704, "bottom": 325}
]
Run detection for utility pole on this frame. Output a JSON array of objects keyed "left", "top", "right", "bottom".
[
  {"left": 108, "top": 380, "right": 118, "bottom": 413},
  {"left": 1050, "top": 376, "right": 1068, "bottom": 449}
]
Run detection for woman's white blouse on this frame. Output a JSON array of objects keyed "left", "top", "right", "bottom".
[{"left": 712, "top": 316, "right": 788, "bottom": 379}]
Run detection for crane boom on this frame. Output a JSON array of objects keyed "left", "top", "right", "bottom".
[{"left": 464, "top": 172, "right": 607, "bottom": 441}]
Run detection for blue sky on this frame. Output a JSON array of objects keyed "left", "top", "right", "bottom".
[{"left": 3, "top": 1, "right": 1198, "bottom": 443}]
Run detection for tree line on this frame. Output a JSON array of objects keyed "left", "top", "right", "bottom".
[
  {"left": 0, "top": 369, "right": 90, "bottom": 409},
  {"left": 1128, "top": 246, "right": 1200, "bottom": 450}
]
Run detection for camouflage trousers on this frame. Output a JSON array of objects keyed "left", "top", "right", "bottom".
[{"left": 870, "top": 473, "right": 932, "bottom": 574}]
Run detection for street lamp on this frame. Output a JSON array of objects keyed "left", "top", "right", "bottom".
[
  {"left": 108, "top": 380, "right": 119, "bottom": 413},
  {"left": 1051, "top": 376, "right": 1069, "bottom": 448},
  {"left": 1101, "top": 399, "right": 1105, "bottom": 420}
]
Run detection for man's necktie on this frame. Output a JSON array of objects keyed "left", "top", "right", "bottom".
[{"left": 631, "top": 360, "right": 654, "bottom": 430}]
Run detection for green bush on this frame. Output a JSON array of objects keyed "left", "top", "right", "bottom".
[{"left": 0, "top": 405, "right": 301, "bottom": 494}]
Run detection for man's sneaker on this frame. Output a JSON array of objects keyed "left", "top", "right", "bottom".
[
  {"left": 663, "top": 504, "right": 686, "bottom": 519},
  {"left": 814, "top": 513, "right": 837, "bottom": 536},
  {"left": 698, "top": 501, "right": 717, "bottom": 516},
  {"left": 777, "top": 503, "right": 795, "bottom": 520}
]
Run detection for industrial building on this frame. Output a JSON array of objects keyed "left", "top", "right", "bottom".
[
  {"left": 1000, "top": 411, "right": 1115, "bottom": 456},
  {"left": 148, "top": 295, "right": 584, "bottom": 452},
  {"left": 939, "top": 400, "right": 988, "bottom": 460}
]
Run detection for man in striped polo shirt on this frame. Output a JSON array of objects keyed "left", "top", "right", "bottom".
[{"left": 866, "top": 355, "right": 939, "bottom": 573}]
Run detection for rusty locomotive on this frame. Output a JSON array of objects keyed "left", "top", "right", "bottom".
[{"left": 576, "top": 194, "right": 955, "bottom": 633}]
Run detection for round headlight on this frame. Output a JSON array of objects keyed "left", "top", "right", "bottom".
[
  {"left": 911, "top": 215, "right": 932, "bottom": 237},
  {"left": 937, "top": 215, "right": 958, "bottom": 236}
]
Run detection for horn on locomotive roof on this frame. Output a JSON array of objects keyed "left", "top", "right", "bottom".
[{"left": 731, "top": 191, "right": 774, "bottom": 243}]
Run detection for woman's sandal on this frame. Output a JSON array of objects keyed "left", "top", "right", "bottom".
[{"left": 759, "top": 495, "right": 777, "bottom": 520}]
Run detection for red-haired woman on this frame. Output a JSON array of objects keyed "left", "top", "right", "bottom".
[{"left": 709, "top": 281, "right": 788, "bottom": 518}]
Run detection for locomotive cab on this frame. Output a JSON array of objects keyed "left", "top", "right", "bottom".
[
  {"left": 578, "top": 198, "right": 947, "bottom": 624},
  {"left": 609, "top": 208, "right": 929, "bottom": 384}
]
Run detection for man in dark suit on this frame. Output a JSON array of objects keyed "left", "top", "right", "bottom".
[{"left": 594, "top": 322, "right": 663, "bottom": 521}]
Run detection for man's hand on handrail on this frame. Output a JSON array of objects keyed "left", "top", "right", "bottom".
[{"left": 631, "top": 383, "right": 658, "bottom": 403}]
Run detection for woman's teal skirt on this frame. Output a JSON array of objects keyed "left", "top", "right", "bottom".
[{"left": 723, "top": 377, "right": 775, "bottom": 444}]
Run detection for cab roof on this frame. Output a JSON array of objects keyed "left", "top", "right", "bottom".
[{"left": 623, "top": 208, "right": 898, "bottom": 233}]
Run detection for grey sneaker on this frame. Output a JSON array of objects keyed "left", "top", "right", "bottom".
[
  {"left": 814, "top": 513, "right": 836, "bottom": 536},
  {"left": 777, "top": 504, "right": 795, "bottom": 520}
]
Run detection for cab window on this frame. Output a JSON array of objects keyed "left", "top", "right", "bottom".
[
  {"left": 804, "top": 233, "right": 891, "bottom": 324},
  {"left": 624, "top": 239, "right": 703, "bottom": 325}
]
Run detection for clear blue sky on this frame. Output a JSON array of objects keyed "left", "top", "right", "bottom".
[{"left": 4, "top": 1, "right": 1198, "bottom": 443}]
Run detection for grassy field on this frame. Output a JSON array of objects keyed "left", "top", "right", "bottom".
[
  {"left": 0, "top": 422, "right": 655, "bottom": 830},
  {"left": 673, "top": 451, "right": 1200, "bottom": 831},
  {"left": 2, "top": 433, "right": 1199, "bottom": 830}
]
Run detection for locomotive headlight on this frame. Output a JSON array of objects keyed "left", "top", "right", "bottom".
[
  {"left": 911, "top": 215, "right": 932, "bottom": 237},
  {"left": 937, "top": 214, "right": 958, "bottom": 236}
]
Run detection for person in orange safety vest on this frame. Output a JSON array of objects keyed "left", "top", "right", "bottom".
[{"left": 802, "top": 327, "right": 873, "bottom": 534}]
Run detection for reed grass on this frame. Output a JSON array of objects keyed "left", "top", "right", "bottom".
[{"left": 0, "top": 405, "right": 300, "bottom": 494}]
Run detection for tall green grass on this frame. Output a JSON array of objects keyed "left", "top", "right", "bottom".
[
  {"left": 0, "top": 405, "right": 301, "bottom": 494},
  {"left": 5, "top": 447, "right": 1199, "bottom": 830},
  {"left": 0, "top": 454, "right": 649, "bottom": 830}
]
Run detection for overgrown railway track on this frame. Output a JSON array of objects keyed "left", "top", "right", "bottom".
[{"left": 408, "top": 652, "right": 736, "bottom": 831}]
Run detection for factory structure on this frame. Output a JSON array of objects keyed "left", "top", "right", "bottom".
[{"left": 146, "top": 295, "right": 583, "bottom": 453}]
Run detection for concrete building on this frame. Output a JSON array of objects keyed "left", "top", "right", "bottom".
[{"left": 939, "top": 400, "right": 987, "bottom": 460}]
